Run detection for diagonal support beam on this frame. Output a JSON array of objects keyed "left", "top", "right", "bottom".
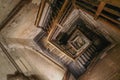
[{"left": 94, "top": 1, "right": 106, "bottom": 20}]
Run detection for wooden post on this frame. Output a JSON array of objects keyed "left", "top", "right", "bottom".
[
  {"left": 62, "top": 70, "right": 70, "bottom": 80},
  {"left": 34, "top": 0, "right": 46, "bottom": 27}
]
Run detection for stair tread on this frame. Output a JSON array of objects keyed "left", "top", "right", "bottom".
[
  {"left": 78, "top": 57, "right": 85, "bottom": 65},
  {"left": 83, "top": 53, "right": 90, "bottom": 60},
  {"left": 81, "top": 54, "right": 88, "bottom": 62}
]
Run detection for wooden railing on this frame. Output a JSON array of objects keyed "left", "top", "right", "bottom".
[{"left": 75, "top": 0, "right": 120, "bottom": 25}]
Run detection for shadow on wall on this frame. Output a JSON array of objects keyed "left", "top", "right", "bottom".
[{"left": 7, "top": 71, "right": 40, "bottom": 80}]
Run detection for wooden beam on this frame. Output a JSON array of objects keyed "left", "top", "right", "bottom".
[{"left": 94, "top": 1, "right": 106, "bottom": 20}]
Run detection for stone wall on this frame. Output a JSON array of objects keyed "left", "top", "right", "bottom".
[{"left": 0, "top": 1, "right": 65, "bottom": 80}]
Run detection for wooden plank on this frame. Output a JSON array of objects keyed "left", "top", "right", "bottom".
[
  {"left": 106, "top": 0, "right": 120, "bottom": 8},
  {"left": 76, "top": 4, "right": 120, "bottom": 24},
  {"left": 104, "top": 7, "right": 120, "bottom": 17},
  {"left": 77, "top": 0, "right": 120, "bottom": 18}
]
